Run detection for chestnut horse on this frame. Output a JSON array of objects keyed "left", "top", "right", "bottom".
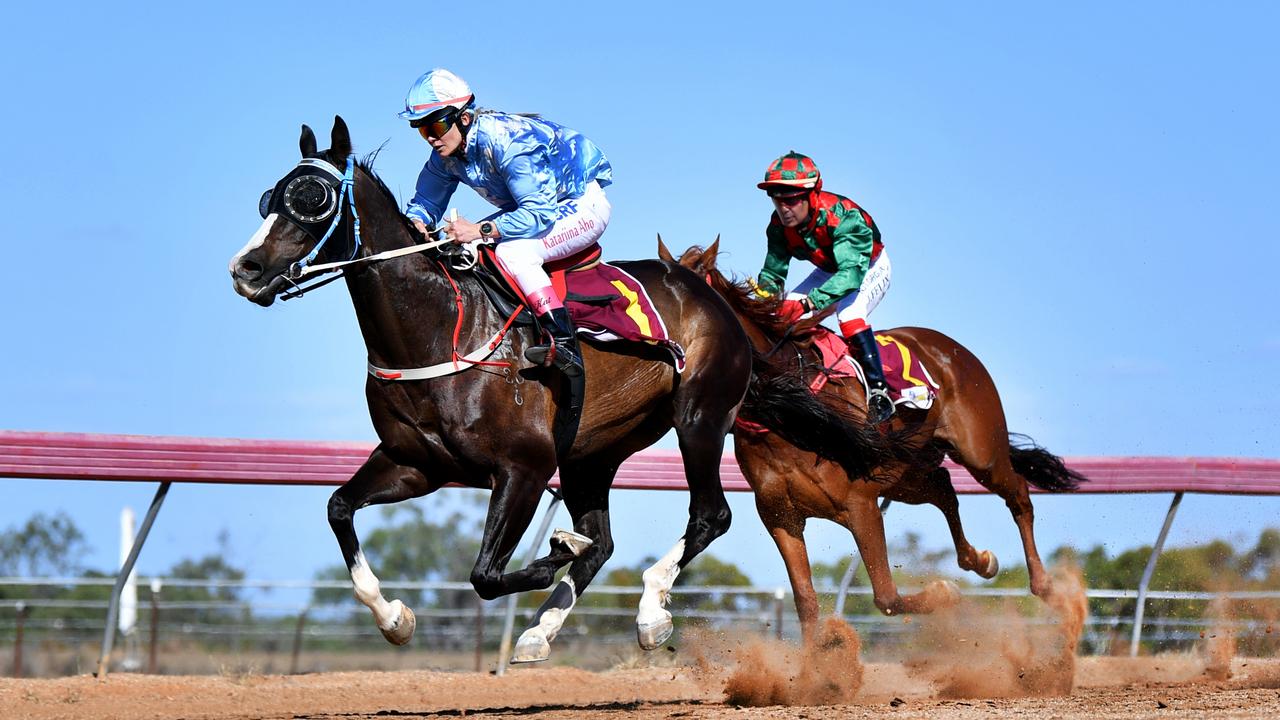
[
  {"left": 228, "top": 118, "right": 896, "bottom": 662},
  {"left": 664, "top": 239, "right": 1084, "bottom": 641}
]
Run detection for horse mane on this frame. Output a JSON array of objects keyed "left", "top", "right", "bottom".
[
  {"left": 319, "top": 144, "right": 420, "bottom": 240},
  {"left": 696, "top": 256, "right": 826, "bottom": 346}
]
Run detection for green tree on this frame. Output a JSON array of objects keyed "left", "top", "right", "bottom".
[
  {"left": 0, "top": 513, "right": 108, "bottom": 625},
  {"left": 675, "top": 554, "right": 758, "bottom": 611},
  {"left": 0, "top": 511, "right": 87, "bottom": 577},
  {"left": 158, "top": 531, "right": 247, "bottom": 626}
]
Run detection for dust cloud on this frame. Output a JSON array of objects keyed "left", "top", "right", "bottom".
[
  {"left": 1202, "top": 596, "right": 1237, "bottom": 681},
  {"left": 901, "top": 564, "right": 1089, "bottom": 698},
  {"left": 720, "top": 617, "right": 864, "bottom": 706}
]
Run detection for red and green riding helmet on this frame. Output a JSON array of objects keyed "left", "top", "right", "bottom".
[{"left": 757, "top": 151, "right": 822, "bottom": 194}]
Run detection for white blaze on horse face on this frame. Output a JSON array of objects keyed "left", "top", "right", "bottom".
[
  {"left": 229, "top": 213, "right": 281, "bottom": 274},
  {"left": 349, "top": 551, "right": 404, "bottom": 631},
  {"left": 637, "top": 539, "right": 684, "bottom": 624}
]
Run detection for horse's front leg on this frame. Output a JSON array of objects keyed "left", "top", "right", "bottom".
[
  {"left": 764, "top": 514, "right": 822, "bottom": 642},
  {"left": 845, "top": 492, "right": 960, "bottom": 616},
  {"left": 636, "top": 415, "right": 734, "bottom": 650},
  {"left": 327, "top": 447, "right": 436, "bottom": 645},
  {"left": 468, "top": 462, "right": 563, "bottom": 601},
  {"left": 511, "top": 462, "right": 618, "bottom": 663}
]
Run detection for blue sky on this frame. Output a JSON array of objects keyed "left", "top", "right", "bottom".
[{"left": 1, "top": 3, "right": 1277, "bottom": 595}]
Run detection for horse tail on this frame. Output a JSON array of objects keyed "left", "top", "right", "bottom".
[
  {"left": 1008, "top": 433, "right": 1086, "bottom": 492},
  {"left": 739, "top": 352, "right": 905, "bottom": 481}
]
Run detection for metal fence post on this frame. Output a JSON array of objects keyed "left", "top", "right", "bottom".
[
  {"left": 96, "top": 481, "right": 171, "bottom": 679},
  {"left": 473, "top": 595, "right": 485, "bottom": 672},
  {"left": 773, "top": 588, "right": 785, "bottom": 640},
  {"left": 147, "top": 579, "right": 161, "bottom": 674},
  {"left": 1129, "top": 491, "right": 1184, "bottom": 657},
  {"left": 13, "top": 601, "right": 25, "bottom": 678},
  {"left": 290, "top": 608, "right": 309, "bottom": 675}
]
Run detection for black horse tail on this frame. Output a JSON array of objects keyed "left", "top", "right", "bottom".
[
  {"left": 1008, "top": 433, "right": 1086, "bottom": 492},
  {"left": 739, "top": 352, "right": 905, "bottom": 481}
]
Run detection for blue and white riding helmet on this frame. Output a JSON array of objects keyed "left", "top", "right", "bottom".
[{"left": 398, "top": 68, "right": 475, "bottom": 122}]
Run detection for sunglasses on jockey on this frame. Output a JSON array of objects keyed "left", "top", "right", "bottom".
[
  {"left": 411, "top": 106, "right": 465, "bottom": 141},
  {"left": 766, "top": 186, "right": 810, "bottom": 204}
]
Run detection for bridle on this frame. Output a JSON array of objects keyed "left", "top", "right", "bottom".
[
  {"left": 256, "top": 154, "right": 522, "bottom": 378},
  {"left": 260, "top": 154, "right": 463, "bottom": 301}
]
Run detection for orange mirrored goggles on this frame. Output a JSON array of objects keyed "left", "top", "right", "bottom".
[{"left": 412, "top": 108, "right": 461, "bottom": 140}]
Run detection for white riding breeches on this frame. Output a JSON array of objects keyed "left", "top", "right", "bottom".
[
  {"left": 494, "top": 181, "right": 611, "bottom": 297},
  {"left": 787, "top": 249, "right": 892, "bottom": 337}
]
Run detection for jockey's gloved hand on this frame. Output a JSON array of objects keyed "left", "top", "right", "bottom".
[
  {"left": 747, "top": 276, "right": 774, "bottom": 298},
  {"left": 778, "top": 297, "right": 813, "bottom": 323}
]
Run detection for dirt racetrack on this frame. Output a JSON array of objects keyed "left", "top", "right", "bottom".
[{"left": 2, "top": 657, "right": 1278, "bottom": 720}]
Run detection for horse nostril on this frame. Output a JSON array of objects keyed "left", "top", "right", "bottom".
[{"left": 235, "top": 259, "right": 264, "bottom": 282}]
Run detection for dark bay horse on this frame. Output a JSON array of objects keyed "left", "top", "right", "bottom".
[
  {"left": 228, "top": 118, "right": 892, "bottom": 662},
  {"left": 663, "top": 239, "right": 1085, "bottom": 641}
]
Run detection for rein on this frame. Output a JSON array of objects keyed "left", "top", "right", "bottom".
[
  {"left": 366, "top": 261, "right": 523, "bottom": 381},
  {"left": 278, "top": 158, "right": 459, "bottom": 301},
  {"left": 266, "top": 156, "right": 521, "bottom": 379}
]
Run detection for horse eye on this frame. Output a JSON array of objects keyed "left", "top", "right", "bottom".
[
  {"left": 293, "top": 180, "right": 326, "bottom": 211},
  {"left": 284, "top": 176, "right": 336, "bottom": 222},
  {"left": 258, "top": 189, "right": 273, "bottom": 219}
]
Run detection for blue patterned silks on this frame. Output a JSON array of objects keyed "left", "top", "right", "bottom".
[{"left": 406, "top": 111, "right": 613, "bottom": 239}]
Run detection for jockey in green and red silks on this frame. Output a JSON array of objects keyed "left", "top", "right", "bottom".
[{"left": 754, "top": 151, "right": 896, "bottom": 424}]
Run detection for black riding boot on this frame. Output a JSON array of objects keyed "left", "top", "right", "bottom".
[
  {"left": 525, "top": 307, "right": 584, "bottom": 377},
  {"left": 846, "top": 328, "right": 895, "bottom": 424}
]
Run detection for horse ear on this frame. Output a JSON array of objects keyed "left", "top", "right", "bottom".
[
  {"left": 330, "top": 115, "right": 352, "bottom": 158},
  {"left": 702, "top": 235, "right": 721, "bottom": 271},
  {"left": 656, "top": 233, "right": 675, "bottom": 262},
  {"left": 299, "top": 124, "right": 317, "bottom": 157}
]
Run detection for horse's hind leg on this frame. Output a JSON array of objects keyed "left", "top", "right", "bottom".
[
  {"left": 327, "top": 447, "right": 436, "bottom": 645},
  {"left": 512, "top": 461, "right": 618, "bottom": 663},
  {"left": 951, "top": 449, "right": 1052, "bottom": 599},
  {"left": 886, "top": 466, "right": 999, "bottom": 579},
  {"left": 636, "top": 405, "right": 736, "bottom": 649}
]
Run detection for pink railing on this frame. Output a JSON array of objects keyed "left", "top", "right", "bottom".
[{"left": 3, "top": 430, "right": 1278, "bottom": 495}]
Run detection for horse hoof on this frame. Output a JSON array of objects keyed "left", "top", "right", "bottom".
[
  {"left": 926, "top": 580, "right": 962, "bottom": 609},
  {"left": 551, "top": 529, "right": 594, "bottom": 557},
  {"left": 379, "top": 603, "right": 416, "bottom": 646},
  {"left": 511, "top": 628, "right": 552, "bottom": 664},
  {"left": 637, "top": 613, "right": 674, "bottom": 650},
  {"left": 980, "top": 550, "right": 1000, "bottom": 579}
]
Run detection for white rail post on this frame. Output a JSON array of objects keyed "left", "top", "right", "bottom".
[
  {"left": 1129, "top": 491, "right": 1184, "bottom": 657},
  {"left": 119, "top": 507, "right": 139, "bottom": 670}
]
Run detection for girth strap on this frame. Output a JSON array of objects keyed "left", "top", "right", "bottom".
[{"left": 366, "top": 325, "right": 509, "bottom": 380}]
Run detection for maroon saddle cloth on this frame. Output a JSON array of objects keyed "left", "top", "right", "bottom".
[{"left": 484, "top": 244, "right": 687, "bottom": 372}]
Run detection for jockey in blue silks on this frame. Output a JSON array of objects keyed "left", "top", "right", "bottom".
[{"left": 400, "top": 68, "right": 613, "bottom": 378}]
